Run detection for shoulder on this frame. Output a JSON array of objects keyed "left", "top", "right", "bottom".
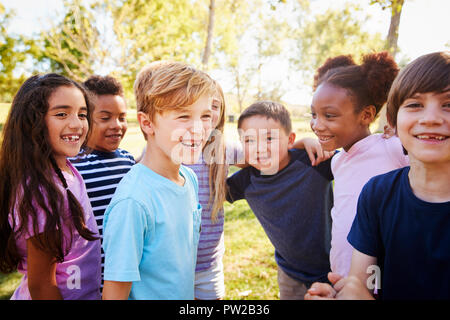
[
  {"left": 360, "top": 167, "right": 406, "bottom": 202},
  {"left": 180, "top": 165, "right": 198, "bottom": 185},
  {"left": 116, "top": 148, "right": 136, "bottom": 163}
]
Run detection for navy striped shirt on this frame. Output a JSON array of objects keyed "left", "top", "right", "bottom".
[{"left": 70, "top": 148, "right": 135, "bottom": 282}]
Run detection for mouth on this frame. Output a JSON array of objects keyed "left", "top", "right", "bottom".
[
  {"left": 316, "top": 134, "right": 334, "bottom": 143},
  {"left": 180, "top": 140, "right": 202, "bottom": 149},
  {"left": 106, "top": 134, "right": 123, "bottom": 140},
  {"left": 415, "top": 134, "right": 449, "bottom": 142},
  {"left": 61, "top": 134, "right": 81, "bottom": 143}
]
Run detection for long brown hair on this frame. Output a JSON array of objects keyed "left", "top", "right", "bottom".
[{"left": 0, "top": 74, "right": 98, "bottom": 274}]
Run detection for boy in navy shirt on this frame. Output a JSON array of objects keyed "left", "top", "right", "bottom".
[{"left": 226, "top": 101, "right": 334, "bottom": 300}]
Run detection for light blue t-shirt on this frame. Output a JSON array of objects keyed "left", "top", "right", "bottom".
[{"left": 102, "top": 163, "right": 202, "bottom": 300}]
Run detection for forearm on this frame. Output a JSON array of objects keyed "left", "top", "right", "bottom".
[
  {"left": 29, "top": 283, "right": 63, "bottom": 300},
  {"left": 102, "top": 280, "right": 132, "bottom": 300}
]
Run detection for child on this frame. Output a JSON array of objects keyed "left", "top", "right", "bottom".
[
  {"left": 0, "top": 74, "right": 101, "bottom": 299},
  {"left": 306, "top": 51, "right": 450, "bottom": 300},
  {"left": 226, "top": 101, "right": 334, "bottom": 300},
  {"left": 101, "top": 61, "right": 215, "bottom": 300},
  {"left": 310, "top": 52, "right": 409, "bottom": 277},
  {"left": 70, "top": 75, "right": 135, "bottom": 284},
  {"left": 188, "top": 82, "right": 328, "bottom": 300}
]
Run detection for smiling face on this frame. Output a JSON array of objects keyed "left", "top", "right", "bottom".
[
  {"left": 45, "top": 85, "right": 89, "bottom": 169},
  {"left": 396, "top": 90, "right": 450, "bottom": 165},
  {"left": 239, "top": 115, "right": 295, "bottom": 175},
  {"left": 144, "top": 94, "right": 213, "bottom": 165},
  {"left": 310, "top": 83, "right": 371, "bottom": 152},
  {"left": 87, "top": 94, "right": 128, "bottom": 152}
]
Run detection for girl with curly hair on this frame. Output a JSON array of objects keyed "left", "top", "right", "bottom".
[{"left": 309, "top": 52, "right": 409, "bottom": 278}]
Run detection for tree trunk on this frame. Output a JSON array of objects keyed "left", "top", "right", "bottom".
[
  {"left": 377, "top": 0, "right": 404, "bottom": 133},
  {"left": 202, "top": 0, "right": 215, "bottom": 70},
  {"left": 386, "top": 0, "right": 404, "bottom": 58}
]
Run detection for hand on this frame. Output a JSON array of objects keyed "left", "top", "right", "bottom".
[
  {"left": 301, "top": 137, "right": 335, "bottom": 166},
  {"left": 382, "top": 125, "right": 396, "bottom": 139},
  {"left": 304, "top": 272, "right": 343, "bottom": 300},
  {"left": 333, "top": 276, "right": 375, "bottom": 300}
]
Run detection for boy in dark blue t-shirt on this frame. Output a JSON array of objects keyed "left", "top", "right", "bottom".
[
  {"left": 305, "top": 52, "right": 450, "bottom": 300},
  {"left": 227, "top": 101, "right": 334, "bottom": 300}
]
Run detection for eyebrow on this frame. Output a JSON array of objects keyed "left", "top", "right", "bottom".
[{"left": 49, "top": 105, "right": 87, "bottom": 111}]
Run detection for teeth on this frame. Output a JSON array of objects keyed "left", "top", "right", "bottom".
[
  {"left": 181, "top": 141, "right": 201, "bottom": 147},
  {"left": 417, "top": 135, "right": 446, "bottom": 140},
  {"left": 62, "top": 135, "right": 80, "bottom": 142}
]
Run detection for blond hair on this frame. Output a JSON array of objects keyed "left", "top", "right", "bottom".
[
  {"left": 203, "top": 81, "right": 228, "bottom": 222},
  {"left": 134, "top": 61, "right": 216, "bottom": 121}
]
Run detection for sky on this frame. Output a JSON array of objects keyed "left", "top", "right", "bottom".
[{"left": 2, "top": 0, "right": 449, "bottom": 105}]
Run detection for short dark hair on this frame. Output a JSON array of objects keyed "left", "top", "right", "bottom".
[
  {"left": 387, "top": 51, "right": 450, "bottom": 128},
  {"left": 83, "top": 75, "right": 124, "bottom": 97},
  {"left": 238, "top": 101, "right": 292, "bottom": 134}
]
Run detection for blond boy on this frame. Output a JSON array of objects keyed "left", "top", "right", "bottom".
[{"left": 102, "top": 62, "right": 216, "bottom": 300}]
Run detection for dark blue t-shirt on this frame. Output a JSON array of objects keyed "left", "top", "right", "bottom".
[
  {"left": 226, "top": 149, "right": 333, "bottom": 284},
  {"left": 348, "top": 167, "right": 450, "bottom": 300}
]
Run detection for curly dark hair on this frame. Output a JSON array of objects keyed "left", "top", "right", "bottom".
[
  {"left": 83, "top": 75, "right": 124, "bottom": 97},
  {"left": 314, "top": 51, "right": 399, "bottom": 116}
]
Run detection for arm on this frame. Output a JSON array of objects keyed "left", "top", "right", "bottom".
[
  {"left": 102, "top": 281, "right": 132, "bottom": 300},
  {"left": 331, "top": 250, "right": 377, "bottom": 300},
  {"left": 305, "top": 250, "right": 377, "bottom": 300},
  {"left": 27, "top": 234, "right": 63, "bottom": 300},
  {"left": 292, "top": 137, "right": 334, "bottom": 166}
]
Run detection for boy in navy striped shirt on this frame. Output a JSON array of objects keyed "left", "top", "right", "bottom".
[{"left": 70, "top": 75, "right": 135, "bottom": 284}]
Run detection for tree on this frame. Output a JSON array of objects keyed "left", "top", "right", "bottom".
[
  {"left": 101, "top": 0, "right": 208, "bottom": 94},
  {"left": 0, "top": 4, "right": 29, "bottom": 102},
  {"left": 291, "top": 3, "right": 385, "bottom": 85},
  {"left": 202, "top": 0, "right": 216, "bottom": 70},
  {"left": 370, "top": 0, "right": 405, "bottom": 58},
  {"left": 37, "top": 0, "right": 105, "bottom": 82}
]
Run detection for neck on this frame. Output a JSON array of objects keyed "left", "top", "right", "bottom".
[
  {"left": 140, "top": 142, "right": 184, "bottom": 186},
  {"left": 343, "top": 127, "right": 371, "bottom": 152},
  {"left": 55, "top": 157, "right": 72, "bottom": 175},
  {"left": 408, "top": 158, "right": 450, "bottom": 202}
]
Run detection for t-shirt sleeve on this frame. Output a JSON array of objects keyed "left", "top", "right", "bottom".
[
  {"left": 102, "top": 198, "right": 151, "bottom": 282},
  {"left": 347, "top": 179, "right": 380, "bottom": 258},
  {"left": 226, "top": 169, "right": 250, "bottom": 203},
  {"left": 315, "top": 156, "right": 334, "bottom": 181},
  {"left": 385, "top": 136, "right": 409, "bottom": 167}
]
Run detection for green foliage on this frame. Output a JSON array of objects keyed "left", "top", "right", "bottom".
[
  {"left": 102, "top": 0, "right": 208, "bottom": 94},
  {"left": 0, "top": 4, "right": 29, "bottom": 102},
  {"left": 292, "top": 2, "right": 385, "bottom": 85},
  {"left": 37, "top": 0, "right": 103, "bottom": 82}
]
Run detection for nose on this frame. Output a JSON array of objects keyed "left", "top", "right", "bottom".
[
  {"left": 109, "top": 117, "right": 122, "bottom": 130},
  {"left": 68, "top": 114, "right": 83, "bottom": 129},
  {"left": 310, "top": 117, "right": 325, "bottom": 133},
  {"left": 418, "top": 107, "right": 444, "bottom": 126}
]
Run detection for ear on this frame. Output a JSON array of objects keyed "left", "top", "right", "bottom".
[
  {"left": 137, "top": 111, "right": 155, "bottom": 136},
  {"left": 360, "top": 105, "right": 376, "bottom": 125},
  {"left": 287, "top": 132, "right": 296, "bottom": 149}
]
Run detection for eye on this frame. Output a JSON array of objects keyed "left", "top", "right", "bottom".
[
  {"left": 443, "top": 102, "right": 450, "bottom": 109},
  {"left": 119, "top": 117, "right": 127, "bottom": 122},
  {"left": 325, "top": 113, "right": 336, "bottom": 119},
  {"left": 178, "top": 115, "right": 189, "bottom": 119},
  {"left": 405, "top": 103, "right": 422, "bottom": 109},
  {"left": 202, "top": 114, "right": 212, "bottom": 120},
  {"left": 79, "top": 113, "right": 88, "bottom": 119},
  {"left": 310, "top": 112, "right": 317, "bottom": 119}
]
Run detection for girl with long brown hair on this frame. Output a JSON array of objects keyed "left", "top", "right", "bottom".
[{"left": 0, "top": 74, "right": 101, "bottom": 299}]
